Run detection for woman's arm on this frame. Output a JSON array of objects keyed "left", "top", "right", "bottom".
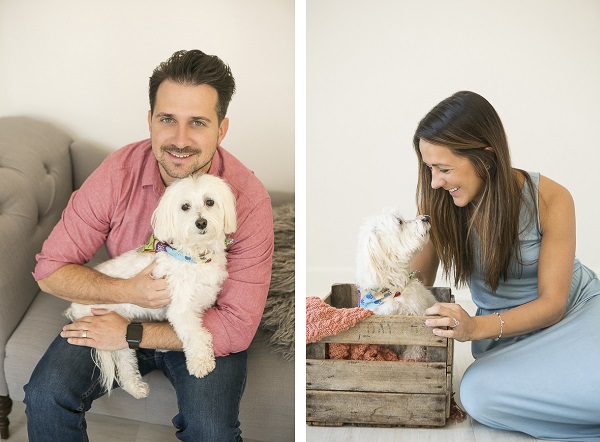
[
  {"left": 411, "top": 239, "right": 440, "bottom": 286},
  {"left": 426, "top": 175, "right": 575, "bottom": 341}
]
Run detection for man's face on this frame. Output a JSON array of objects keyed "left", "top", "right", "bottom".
[{"left": 148, "top": 80, "right": 229, "bottom": 186}]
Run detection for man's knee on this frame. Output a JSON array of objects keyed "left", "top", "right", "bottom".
[
  {"left": 174, "top": 416, "right": 241, "bottom": 442},
  {"left": 24, "top": 337, "right": 100, "bottom": 414},
  {"left": 24, "top": 368, "right": 79, "bottom": 415},
  {"left": 170, "top": 352, "right": 247, "bottom": 441},
  {"left": 173, "top": 391, "right": 242, "bottom": 442}
]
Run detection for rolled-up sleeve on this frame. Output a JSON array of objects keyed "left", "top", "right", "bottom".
[
  {"left": 34, "top": 142, "right": 161, "bottom": 282},
  {"left": 33, "top": 162, "right": 116, "bottom": 281},
  {"left": 203, "top": 197, "right": 274, "bottom": 356}
]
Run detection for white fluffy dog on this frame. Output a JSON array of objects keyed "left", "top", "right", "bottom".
[
  {"left": 65, "top": 174, "right": 236, "bottom": 399},
  {"left": 356, "top": 209, "right": 437, "bottom": 360}
]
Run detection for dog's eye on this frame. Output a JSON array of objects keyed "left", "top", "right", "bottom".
[
  {"left": 395, "top": 217, "right": 404, "bottom": 225},
  {"left": 181, "top": 203, "right": 190, "bottom": 211},
  {"left": 206, "top": 198, "right": 214, "bottom": 207}
]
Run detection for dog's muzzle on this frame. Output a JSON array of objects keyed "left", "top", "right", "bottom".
[{"left": 195, "top": 217, "right": 208, "bottom": 231}]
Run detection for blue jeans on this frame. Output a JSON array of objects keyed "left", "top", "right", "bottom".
[{"left": 24, "top": 334, "right": 247, "bottom": 441}]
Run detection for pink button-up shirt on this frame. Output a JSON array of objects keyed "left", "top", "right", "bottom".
[{"left": 34, "top": 139, "right": 274, "bottom": 356}]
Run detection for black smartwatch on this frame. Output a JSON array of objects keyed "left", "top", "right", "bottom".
[{"left": 126, "top": 322, "right": 143, "bottom": 350}]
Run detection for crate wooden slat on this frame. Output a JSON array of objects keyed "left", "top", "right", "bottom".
[
  {"left": 307, "top": 390, "right": 447, "bottom": 427},
  {"left": 317, "top": 315, "right": 446, "bottom": 346},
  {"left": 306, "top": 359, "right": 447, "bottom": 394},
  {"left": 306, "top": 284, "right": 454, "bottom": 428}
]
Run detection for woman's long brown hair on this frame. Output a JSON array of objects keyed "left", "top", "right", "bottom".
[{"left": 413, "top": 91, "right": 536, "bottom": 292}]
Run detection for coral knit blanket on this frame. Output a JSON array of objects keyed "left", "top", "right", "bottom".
[
  {"left": 305, "top": 296, "right": 373, "bottom": 344},
  {"left": 306, "top": 296, "right": 398, "bottom": 361}
]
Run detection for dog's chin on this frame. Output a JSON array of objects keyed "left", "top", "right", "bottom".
[{"left": 180, "top": 229, "right": 222, "bottom": 250}]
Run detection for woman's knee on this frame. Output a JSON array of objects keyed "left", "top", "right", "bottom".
[{"left": 459, "top": 363, "right": 494, "bottom": 423}]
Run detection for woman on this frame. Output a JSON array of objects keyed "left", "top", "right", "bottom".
[{"left": 412, "top": 91, "right": 600, "bottom": 440}]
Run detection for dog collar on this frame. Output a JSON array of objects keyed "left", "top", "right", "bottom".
[
  {"left": 358, "top": 288, "right": 403, "bottom": 309},
  {"left": 358, "top": 271, "right": 418, "bottom": 309},
  {"left": 165, "top": 245, "right": 206, "bottom": 264},
  {"left": 137, "top": 234, "right": 233, "bottom": 265}
]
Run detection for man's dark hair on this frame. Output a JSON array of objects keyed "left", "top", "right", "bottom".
[{"left": 149, "top": 49, "right": 236, "bottom": 122}]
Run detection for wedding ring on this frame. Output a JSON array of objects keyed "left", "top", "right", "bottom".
[
  {"left": 450, "top": 318, "right": 460, "bottom": 328},
  {"left": 82, "top": 330, "right": 88, "bottom": 338}
]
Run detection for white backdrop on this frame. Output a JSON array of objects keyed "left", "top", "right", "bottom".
[
  {"left": 0, "top": 0, "right": 294, "bottom": 193},
  {"left": 307, "top": 0, "right": 600, "bottom": 298}
]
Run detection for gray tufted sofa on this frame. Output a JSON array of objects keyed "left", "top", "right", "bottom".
[{"left": 0, "top": 116, "right": 294, "bottom": 441}]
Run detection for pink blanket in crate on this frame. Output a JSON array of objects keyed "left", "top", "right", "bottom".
[
  {"left": 305, "top": 296, "right": 373, "bottom": 344},
  {"left": 306, "top": 296, "right": 401, "bottom": 361}
]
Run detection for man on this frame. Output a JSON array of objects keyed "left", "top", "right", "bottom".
[{"left": 25, "top": 50, "right": 273, "bottom": 441}]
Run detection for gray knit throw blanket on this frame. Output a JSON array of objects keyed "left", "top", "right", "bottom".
[{"left": 260, "top": 203, "right": 295, "bottom": 361}]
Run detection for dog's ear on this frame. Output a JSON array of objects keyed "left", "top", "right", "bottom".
[
  {"left": 216, "top": 178, "right": 237, "bottom": 234},
  {"left": 366, "top": 231, "right": 386, "bottom": 267},
  {"left": 151, "top": 184, "right": 179, "bottom": 243},
  {"left": 356, "top": 226, "right": 387, "bottom": 286}
]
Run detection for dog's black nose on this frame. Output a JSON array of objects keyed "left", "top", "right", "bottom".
[{"left": 196, "top": 218, "right": 207, "bottom": 230}]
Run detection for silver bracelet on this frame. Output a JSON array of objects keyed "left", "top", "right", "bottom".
[{"left": 494, "top": 312, "right": 505, "bottom": 341}]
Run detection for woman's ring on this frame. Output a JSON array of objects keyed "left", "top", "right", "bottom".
[
  {"left": 82, "top": 330, "right": 88, "bottom": 338},
  {"left": 450, "top": 318, "right": 459, "bottom": 328}
]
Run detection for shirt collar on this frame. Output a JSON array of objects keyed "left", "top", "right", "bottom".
[
  {"left": 207, "top": 146, "right": 223, "bottom": 177},
  {"left": 139, "top": 139, "right": 165, "bottom": 195}
]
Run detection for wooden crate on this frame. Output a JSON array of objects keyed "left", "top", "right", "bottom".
[{"left": 306, "top": 284, "right": 454, "bottom": 427}]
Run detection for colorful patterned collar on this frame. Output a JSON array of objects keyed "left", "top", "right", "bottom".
[
  {"left": 358, "top": 271, "right": 418, "bottom": 309},
  {"left": 137, "top": 234, "right": 233, "bottom": 264},
  {"left": 358, "top": 288, "right": 403, "bottom": 309}
]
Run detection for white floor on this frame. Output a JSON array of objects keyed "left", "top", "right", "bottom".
[
  {"left": 305, "top": 297, "right": 546, "bottom": 442},
  {"left": 5, "top": 400, "right": 260, "bottom": 442}
]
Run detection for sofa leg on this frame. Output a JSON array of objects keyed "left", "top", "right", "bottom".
[{"left": 0, "top": 395, "right": 12, "bottom": 440}]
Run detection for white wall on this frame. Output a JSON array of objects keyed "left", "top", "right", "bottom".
[
  {"left": 0, "top": 0, "right": 294, "bottom": 192},
  {"left": 307, "top": 0, "right": 600, "bottom": 298}
]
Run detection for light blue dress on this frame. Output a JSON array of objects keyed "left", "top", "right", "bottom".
[{"left": 460, "top": 172, "right": 600, "bottom": 441}]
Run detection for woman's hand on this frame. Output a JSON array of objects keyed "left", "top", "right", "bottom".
[{"left": 424, "top": 302, "right": 475, "bottom": 342}]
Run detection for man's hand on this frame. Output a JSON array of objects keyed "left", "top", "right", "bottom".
[
  {"left": 126, "top": 262, "right": 171, "bottom": 308},
  {"left": 61, "top": 309, "right": 130, "bottom": 350}
]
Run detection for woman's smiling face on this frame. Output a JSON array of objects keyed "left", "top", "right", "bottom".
[{"left": 419, "top": 139, "right": 486, "bottom": 207}]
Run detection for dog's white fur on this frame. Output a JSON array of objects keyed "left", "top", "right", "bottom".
[
  {"left": 65, "top": 174, "right": 237, "bottom": 398},
  {"left": 356, "top": 209, "right": 437, "bottom": 360}
]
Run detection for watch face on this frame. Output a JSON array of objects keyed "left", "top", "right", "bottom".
[{"left": 127, "top": 323, "right": 143, "bottom": 346}]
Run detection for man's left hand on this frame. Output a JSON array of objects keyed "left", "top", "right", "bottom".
[{"left": 61, "top": 309, "right": 130, "bottom": 350}]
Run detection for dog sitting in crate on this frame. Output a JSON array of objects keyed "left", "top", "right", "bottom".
[{"left": 355, "top": 208, "right": 437, "bottom": 360}]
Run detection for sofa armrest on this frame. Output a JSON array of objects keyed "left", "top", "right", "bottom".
[
  {"left": 0, "top": 116, "right": 74, "bottom": 395},
  {"left": 69, "top": 140, "right": 112, "bottom": 190}
]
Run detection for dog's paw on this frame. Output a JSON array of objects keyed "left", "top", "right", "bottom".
[
  {"left": 121, "top": 380, "right": 150, "bottom": 399},
  {"left": 186, "top": 356, "right": 216, "bottom": 378}
]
